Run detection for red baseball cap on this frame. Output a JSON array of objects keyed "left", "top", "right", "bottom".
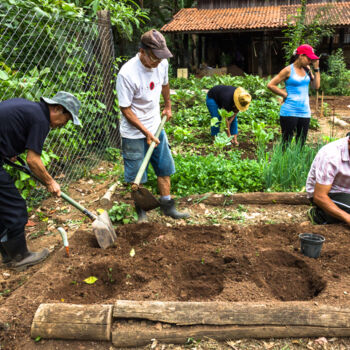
[{"left": 296, "top": 44, "right": 319, "bottom": 60}]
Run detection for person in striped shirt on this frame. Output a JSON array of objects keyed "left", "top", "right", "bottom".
[{"left": 306, "top": 135, "right": 350, "bottom": 225}]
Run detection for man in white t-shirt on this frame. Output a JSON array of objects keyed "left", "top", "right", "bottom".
[{"left": 117, "top": 29, "right": 189, "bottom": 222}]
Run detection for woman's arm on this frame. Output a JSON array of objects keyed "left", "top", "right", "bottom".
[
  {"left": 267, "top": 66, "right": 291, "bottom": 100},
  {"left": 310, "top": 60, "right": 320, "bottom": 90}
]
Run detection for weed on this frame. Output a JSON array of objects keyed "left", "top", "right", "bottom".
[
  {"left": 107, "top": 267, "right": 114, "bottom": 283},
  {"left": 108, "top": 202, "right": 137, "bottom": 225},
  {"left": 28, "top": 229, "right": 46, "bottom": 240},
  {"left": 0, "top": 289, "right": 11, "bottom": 296},
  {"left": 237, "top": 204, "right": 247, "bottom": 213}
]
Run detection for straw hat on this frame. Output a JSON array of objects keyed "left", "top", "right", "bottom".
[{"left": 233, "top": 87, "right": 251, "bottom": 111}]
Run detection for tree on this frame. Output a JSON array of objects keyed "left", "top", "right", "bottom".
[{"left": 282, "top": 0, "right": 334, "bottom": 64}]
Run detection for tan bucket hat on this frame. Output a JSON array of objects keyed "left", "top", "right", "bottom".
[{"left": 233, "top": 87, "right": 252, "bottom": 111}]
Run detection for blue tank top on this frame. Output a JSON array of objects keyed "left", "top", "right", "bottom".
[{"left": 280, "top": 64, "right": 311, "bottom": 118}]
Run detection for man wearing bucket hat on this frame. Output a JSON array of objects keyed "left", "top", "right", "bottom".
[
  {"left": 117, "top": 29, "right": 190, "bottom": 223},
  {"left": 268, "top": 44, "right": 320, "bottom": 146},
  {"left": 206, "top": 85, "right": 251, "bottom": 146},
  {"left": 306, "top": 134, "right": 350, "bottom": 226},
  {"left": 0, "top": 91, "right": 81, "bottom": 270}
]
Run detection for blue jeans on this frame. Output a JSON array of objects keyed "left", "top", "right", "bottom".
[
  {"left": 122, "top": 130, "right": 175, "bottom": 183},
  {"left": 206, "top": 95, "right": 238, "bottom": 136}
]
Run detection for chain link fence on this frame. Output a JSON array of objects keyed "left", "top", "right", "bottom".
[{"left": 0, "top": 6, "right": 120, "bottom": 201}]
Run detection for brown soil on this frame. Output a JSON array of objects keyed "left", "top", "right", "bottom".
[{"left": 1, "top": 96, "right": 350, "bottom": 350}]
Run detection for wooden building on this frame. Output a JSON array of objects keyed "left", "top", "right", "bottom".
[{"left": 161, "top": 1, "right": 350, "bottom": 76}]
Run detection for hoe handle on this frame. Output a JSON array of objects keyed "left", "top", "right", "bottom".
[
  {"left": 4, "top": 158, "right": 97, "bottom": 221},
  {"left": 133, "top": 115, "right": 167, "bottom": 186}
]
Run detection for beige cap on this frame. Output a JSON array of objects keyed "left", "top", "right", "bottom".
[{"left": 141, "top": 29, "right": 173, "bottom": 59}]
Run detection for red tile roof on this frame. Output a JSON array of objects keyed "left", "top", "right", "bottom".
[{"left": 161, "top": 2, "right": 350, "bottom": 33}]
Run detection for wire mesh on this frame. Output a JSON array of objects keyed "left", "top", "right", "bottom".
[{"left": 0, "top": 6, "right": 120, "bottom": 201}]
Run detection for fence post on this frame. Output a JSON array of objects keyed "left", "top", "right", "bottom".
[{"left": 97, "top": 10, "right": 120, "bottom": 148}]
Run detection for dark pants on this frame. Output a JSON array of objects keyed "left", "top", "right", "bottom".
[
  {"left": 310, "top": 193, "right": 350, "bottom": 224},
  {"left": 0, "top": 163, "right": 27, "bottom": 241},
  {"left": 280, "top": 116, "right": 310, "bottom": 146}
]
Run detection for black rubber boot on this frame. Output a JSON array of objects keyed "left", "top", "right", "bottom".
[
  {"left": 135, "top": 205, "right": 148, "bottom": 223},
  {"left": 2, "top": 233, "right": 49, "bottom": 271},
  {"left": 159, "top": 198, "right": 190, "bottom": 219},
  {"left": 0, "top": 243, "right": 12, "bottom": 267}
]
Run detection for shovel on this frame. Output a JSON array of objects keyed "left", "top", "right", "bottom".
[
  {"left": 4, "top": 158, "right": 117, "bottom": 249},
  {"left": 131, "top": 115, "right": 167, "bottom": 211}
]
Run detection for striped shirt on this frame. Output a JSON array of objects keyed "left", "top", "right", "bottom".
[{"left": 306, "top": 137, "right": 350, "bottom": 198}]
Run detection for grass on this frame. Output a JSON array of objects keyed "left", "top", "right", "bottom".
[{"left": 260, "top": 138, "right": 327, "bottom": 192}]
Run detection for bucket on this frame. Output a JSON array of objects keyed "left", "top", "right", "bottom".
[{"left": 299, "top": 233, "right": 325, "bottom": 259}]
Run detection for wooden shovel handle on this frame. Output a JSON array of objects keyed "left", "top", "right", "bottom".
[{"left": 133, "top": 115, "right": 167, "bottom": 186}]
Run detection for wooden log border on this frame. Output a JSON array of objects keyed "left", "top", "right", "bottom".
[
  {"left": 31, "top": 300, "right": 350, "bottom": 346},
  {"left": 31, "top": 303, "right": 113, "bottom": 341},
  {"left": 180, "top": 192, "right": 309, "bottom": 206}
]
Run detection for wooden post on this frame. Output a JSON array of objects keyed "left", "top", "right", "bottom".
[
  {"left": 100, "top": 183, "right": 118, "bottom": 206},
  {"left": 315, "top": 90, "right": 319, "bottom": 116},
  {"left": 97, "top": 10, "right": 120, "bottom": 148},
  {"left": 320, "top": 91, "right": 324, "bottom": 117},
  {"left": 183, "top": 34, "right": 189, "bottom": 69},
  {"left": 31, "top": 303, "right": 113, "bottom": 341},
  {"left": 192, "top": 34, "right": 199, "bottom": 71}
]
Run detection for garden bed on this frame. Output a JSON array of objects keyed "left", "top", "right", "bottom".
[{"left": 2, "top": 201, "right": 350, "bottom": 349}]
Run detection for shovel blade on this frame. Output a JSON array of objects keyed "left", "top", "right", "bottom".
[
  {"left": 132, "top": 187, "right": 160, "bottom": 211},
  {"left": 98, "top": 211, "right": 117, "bottom": 240},
  {"left": 92, "top": 212, "right": 117, "bottom": 249}
]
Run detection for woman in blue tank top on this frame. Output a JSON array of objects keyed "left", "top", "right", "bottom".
[{"left": 267, "top": 44, "right": 320, "bottom": 146}]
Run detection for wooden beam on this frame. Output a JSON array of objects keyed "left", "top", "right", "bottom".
[
  {"left": 180, "top": 192, "right": 309, "bottom": 206},
  {"left": 113, "top": 300, "right": 350, "bottom": 327},
  {"left": 112, "top": 324, "right": 350, "bottom": 348},
  {"left": 31, "top": 303, "right": 113, "bottom": 341}
]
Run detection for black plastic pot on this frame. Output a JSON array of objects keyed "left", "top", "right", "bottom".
[{"left": 299, "top": 233, "right": 325, "bottom": 259}]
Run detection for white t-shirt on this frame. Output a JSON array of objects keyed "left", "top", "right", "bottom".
[{"left": 117, "top": 54, "right": 169, "bottom": 139}]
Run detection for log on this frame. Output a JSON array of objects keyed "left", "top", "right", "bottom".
[
  {"left": 114, "top": 301, "right": 350, "bottom": 327},
  {"left": 180, "top": 192, "right": 309, "bottom": 206},
  {"left": 100, "top": 183, "right": 118, "bottom": 206},
  {"left": 333, "top": 116, "right": 348, "bottom": 128},
  {"left": 112, "top": 324, "right": 350, "bottom": 347},
  {"left": 31, "top": 303, "right": 113, "bottom": 341}
]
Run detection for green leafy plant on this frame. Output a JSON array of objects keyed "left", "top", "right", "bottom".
[
  {"left": 321, "top": 49, "right": 350, "bottom": 95},
  {"left": 4, "top": 150, "right": 58, "bottom": 199},
  {"left": 108, "top": 201, "right": 137, "bottom": 224},
  {"left": 211, "top": 108, "right": 235, "bottom": 150},
  {"left": 148, "top": 151, "right": 264, "bottom": 196},
  {"left": 309, "top": 117, "right": 320, "bottom": 130},
  {"left": 107, "top": 267, "right": 115, "bottom": 283}
]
